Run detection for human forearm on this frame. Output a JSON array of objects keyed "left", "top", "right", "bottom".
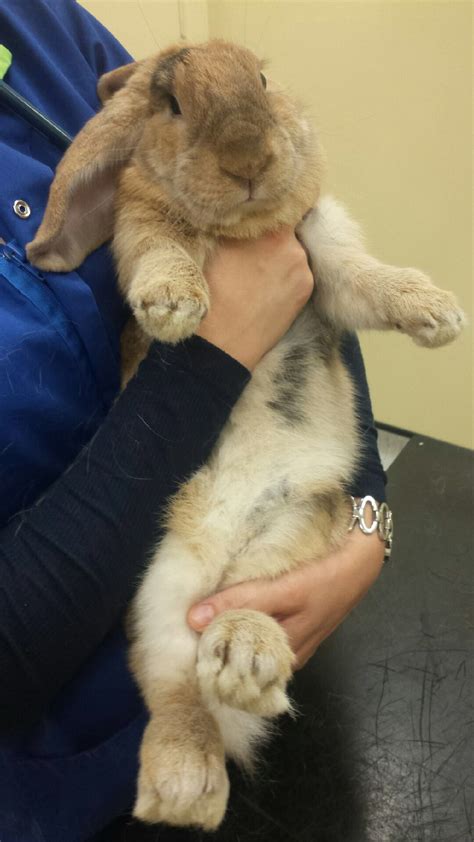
[
  {"left": 0, "top": 337, "right": 249, "bottom": 731},
  {"left": 279, "top": 528, "right": 384, "bottom": 665}
]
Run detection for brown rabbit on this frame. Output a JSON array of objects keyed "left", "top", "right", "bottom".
[{"left": 27, "top": 40, "right": 464, "bottom": 831}]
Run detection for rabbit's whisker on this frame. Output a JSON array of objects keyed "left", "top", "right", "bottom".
[
  {"left": 78, "top": 191, "right": 116, "bottom": 221},
  {"left": 137, "top": 1, "right": 164, "bottom": 53}
]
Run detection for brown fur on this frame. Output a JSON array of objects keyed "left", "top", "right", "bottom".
[
  {"left": 135, "top": 681, "right": 229, "bottom": 830},
  {"left": 27, "top": 40, "right": 324, "bottom": 371}
]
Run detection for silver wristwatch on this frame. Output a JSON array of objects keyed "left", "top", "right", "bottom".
[{"left": 348, "top": 495, "right": 394, "bottom": 562}]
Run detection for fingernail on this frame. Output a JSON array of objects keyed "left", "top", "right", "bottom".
[{"left": 189, "top": 604, "right": 215, "bottom": 627}]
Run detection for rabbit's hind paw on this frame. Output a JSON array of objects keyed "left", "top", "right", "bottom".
[
  {"left": 197, "top": 609, "right": 295, "bottom": 717},
  {"left": 133, "top": 715, "right": 229, "bottom": 831}
]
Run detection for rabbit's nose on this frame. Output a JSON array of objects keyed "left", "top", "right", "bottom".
[{"left": 220, "top": 153, "right": 273, "bottom": 183}]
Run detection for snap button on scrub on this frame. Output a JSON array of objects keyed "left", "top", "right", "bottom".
[{"left": 13, "top": 199, "right": 31, "bottom": 218}]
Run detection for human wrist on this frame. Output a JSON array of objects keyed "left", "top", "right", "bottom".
[
  {"left": 311, "top": 529, "right": 383, "bottom": 624},
  {"left": 144, "top": 336, "right": 251, "bottom": 405},
  {"left": 349, "top": 468, "right": 387, "bottom": 506},
  {"left": 196, "top": 319, "right": 258, "bottom": 372},
  {"left": 320, "top": 529, "right": 384, "bottom": 601},
  {"left": 349, "top": 495, "right": 393, "bottom": 562},
  {"left": 345, "top": 527, "right": 385, "bottom": 571}
]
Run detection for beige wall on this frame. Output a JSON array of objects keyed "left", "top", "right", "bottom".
[
  {"left": 81, "top": 1, "right": 472, "bottom": 449},
  {"left": 80, "top": 1, "right": 209, "bottom": 48}
]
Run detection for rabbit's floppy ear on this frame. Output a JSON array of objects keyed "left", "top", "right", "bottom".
[
  {"left": 97, "top": 61, "right": 138, "bottom": 104},
  {"left": 27, "top": 59, "right": 152, "bottom": 272}
]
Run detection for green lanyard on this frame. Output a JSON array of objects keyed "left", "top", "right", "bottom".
[{"left": 0, "top": 44, "right": 72, "bottom": 151}]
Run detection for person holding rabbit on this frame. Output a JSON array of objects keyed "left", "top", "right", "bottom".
[{"left": 0, "top": 1, "right": 391, "bottom": 840}]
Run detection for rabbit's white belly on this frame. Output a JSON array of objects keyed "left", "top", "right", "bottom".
[
  {"left": 168, "top": 305, "right": 358, "bottom": 586},
  {"left": 129, "top": 306, "right": 359, "bottom": 764}
]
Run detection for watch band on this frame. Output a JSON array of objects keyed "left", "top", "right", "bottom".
[{"left": 349, "top": 495, "right": 393, "bottom": 561}]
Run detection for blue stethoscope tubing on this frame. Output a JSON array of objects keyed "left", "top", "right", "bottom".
[{"left": 0, "top": 78, "right": 72, "bottom": 150}]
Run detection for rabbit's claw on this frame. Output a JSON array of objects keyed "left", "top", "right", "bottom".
[{"left": 197, "top": 609, "right": 295, "bottom": 717}]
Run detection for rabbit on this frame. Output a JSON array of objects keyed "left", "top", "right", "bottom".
[{"left": 27, "top": 40, "right": 465, "bottom": 831}]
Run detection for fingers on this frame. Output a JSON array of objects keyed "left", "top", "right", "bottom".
[{"left": 187, "top": 577, "right": 293, "bottom": 632}]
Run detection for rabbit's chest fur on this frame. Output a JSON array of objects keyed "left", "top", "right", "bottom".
[{"left": 166, "top": 303, "right": 358, "bottom": 589}]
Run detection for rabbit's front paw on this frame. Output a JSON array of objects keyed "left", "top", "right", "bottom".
[
  {"left": 197, "top": 609, "right": 295, "bottom": 717},
  {"left": 132, "top": 285, "right": 209, "bottom": 344},
  {"left": 133, "top": 715, "right": 229, "bottom": 831},
  {"left": 390, "top": 271, "right": 465, "bottom": 348}
]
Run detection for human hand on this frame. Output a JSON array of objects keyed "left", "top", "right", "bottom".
[
  {"left": 187, "top": 529, "right": 384, "bottom": 668},
  {"left": 197, "top": 228, "right": 314, "bottom": 371}
]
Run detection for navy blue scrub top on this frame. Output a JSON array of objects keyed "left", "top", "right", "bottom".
[
  {"left": 0, "top": 2, "right": 148, "bottom": 840},
  {"left": 0, "top": 0, "right": 129, "bottom": 526}
]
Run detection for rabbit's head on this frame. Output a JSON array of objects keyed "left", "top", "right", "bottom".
[{"left": 27, "top": 41, "right": 324, "bottom": 272}]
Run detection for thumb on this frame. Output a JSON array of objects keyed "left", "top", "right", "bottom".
[{"left": 187, "top": 579, "right": 279, "bottom": 632}]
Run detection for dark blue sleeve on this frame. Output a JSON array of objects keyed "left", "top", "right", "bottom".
[
  {"left": 341, "top": 334, "right": 387, "bottom": 502},
  {"left": 0, "top": 338, "right": 250, "bottom": 732},
  {"left": 0, "top": 0, "right": 249, "bottom": 735}
]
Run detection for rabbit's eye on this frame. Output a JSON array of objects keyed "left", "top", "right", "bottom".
[
  {"left": 169, "top": 95, "right": 182, "bottom": 116},
  {"left": 260, "top": 73, "right": 267, "bottom": 90}
]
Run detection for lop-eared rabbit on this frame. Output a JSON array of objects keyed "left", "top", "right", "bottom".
[{"left": 28, "top": 40, "right": 464, "bottom": 831}]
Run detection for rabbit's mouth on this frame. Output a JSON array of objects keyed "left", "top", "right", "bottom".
[
  {"left": 223, "top": 175, "right": 265, "bottom": 206},
  {"left": 241, "top": 189, "right": 268, "bottom": 209},
  {"left": 171, "top": 174, "right": 279, "bottom": 224},
  {"left": 243, "top": 179, "right": 269, "bottom": 204},
  {"left": 243, "top": 188, "right": 258, "bottom": 205},
  {"left": 233, "top": 180, "right": 284, "bottom": 213},
  {"left": 245, "top": 182, "right": 254, "bottom": 202}
]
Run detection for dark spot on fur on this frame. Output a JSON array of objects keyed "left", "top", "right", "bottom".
[
  {"left": 310, "top": 314, "right": 339, "bottom": 363},
  {"left": 252, "top": 479, "right": 291, "bottom": 513},
  {"left": 267, "top": 344, "right": 309, "bottom": 424},
  {"left": 231, "top": 480, "right": 292, "bottom": 560},
  {"left": 267, "top": 318, "right": 339, "bottom": 426},
  {"left": 246, "top": 480, "right": 291, "bottom": 537},
  {"left": 150, "top": 48, "right": 191, "bottom": 102},
  {"left": 311, "top": 490, "right": 338, "bottom": 519},
  {"left": 214, "top": 641, "right": 229, "bottom": 665}
]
